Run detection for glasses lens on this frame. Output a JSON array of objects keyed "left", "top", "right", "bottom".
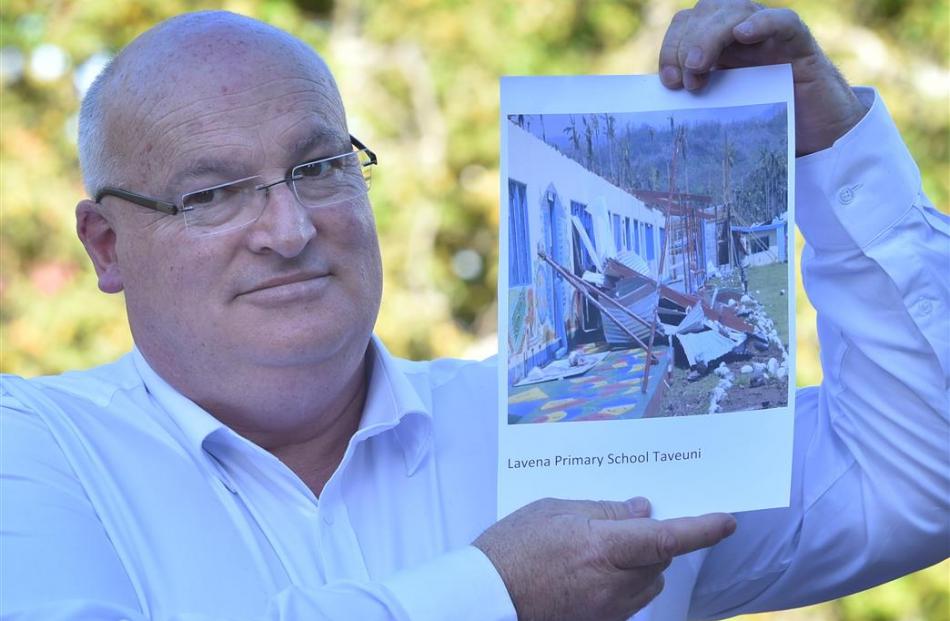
[
  {"left": 291, "top": 151, "right": 372, "bottom": 208},
  {"left": 182, "top": 177, "right": 263, "bottom": 234}
]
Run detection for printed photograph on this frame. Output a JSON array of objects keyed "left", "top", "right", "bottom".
[{"left": 505, "top": 103, "right": 791, "bottom": 424}]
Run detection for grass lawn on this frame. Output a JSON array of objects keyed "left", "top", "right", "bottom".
[
  {"left": 745, "top": 262, "right": 791, "bottom": 348},
  {"left": 662, "top": 363, "right": 719, "bottom": 417}
]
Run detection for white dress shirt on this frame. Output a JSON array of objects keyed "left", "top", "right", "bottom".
[{"left": 1, "top": 88, "right": 947, "bottom": 621}]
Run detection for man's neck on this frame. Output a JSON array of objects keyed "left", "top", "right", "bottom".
[
  {"left": 260, "top": 365, "right": 368, "bottom": 497},
  {"left": 147, "top": 341, "right": 373, "bottom": 499},
  {"left": 224, "top": 354, "right": 370, "bottom": 498}
]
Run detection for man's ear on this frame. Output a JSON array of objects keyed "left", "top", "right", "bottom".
[{"left": 76, "top": 199, "right": 124, "bottom": 294}]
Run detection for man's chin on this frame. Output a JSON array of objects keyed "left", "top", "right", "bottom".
[{"left": 241, "top": 319, "right": 373, "bottom": 369}]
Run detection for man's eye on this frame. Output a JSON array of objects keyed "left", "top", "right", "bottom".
[
  {"left": 184, "top": 186, "right": 237, "bottom": 209},
  {"left": 187, "top": 189, "right": 217, "bottom": 205},
  {"left": 297, "top": 160, "right": 334, "bottom": 177}
]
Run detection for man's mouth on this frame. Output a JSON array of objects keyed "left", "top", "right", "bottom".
[{"left": 236, "top": 271, "right": 331, "bottom": 300}]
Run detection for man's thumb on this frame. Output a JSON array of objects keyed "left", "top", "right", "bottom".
[{"left": 594, "top": 497, "right": 652, "bottom": 520}]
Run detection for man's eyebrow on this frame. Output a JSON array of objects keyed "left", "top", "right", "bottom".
[
  {"left": 290, "top": 129, "right": 349, "bottom": 163},
  {"left": 162, "top": 129, "right": 348, "bottom": 194},
  {"left": 166, "top": 159, "right": 250, "bottom": 195}
]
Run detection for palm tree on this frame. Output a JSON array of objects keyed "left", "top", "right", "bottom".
[
  {"left": 605, "top": 114, "right": 617, "bottom": 183},
  {"left": 563, "top": 115, "right": 581, "bottom": 159},
  {"left": 582, "top": 116, "right": 594, "bottom": 168},
  {"left": 763, "top": 148, "right": 785, "bottom": 221}
]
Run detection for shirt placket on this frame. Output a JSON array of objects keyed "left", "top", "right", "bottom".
[
  {"left": 316, "top": 477, "right": 373, "bottom": 583},
  {"left": 208, "top": 439, "right": 329, "bottom": 588}
]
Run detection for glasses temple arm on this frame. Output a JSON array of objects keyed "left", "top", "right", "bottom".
[{"left": 95, "top": 187, "right": 179, "bottom": 215}]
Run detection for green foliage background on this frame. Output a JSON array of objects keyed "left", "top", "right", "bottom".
[{"left": 1, "top": 0, "right": 947, "bottom": 618}]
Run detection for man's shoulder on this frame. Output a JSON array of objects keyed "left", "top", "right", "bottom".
[
  {"left": 388, "top": 353, "right": 499, "bottom": 478},
  {"left": 1, "top": 354, "right": 149, "bottom": 475},
  {"left": 393, "top": 354, "right": 498, "bottom": 395},
  {"left": 1, "top": 353, "right": 142, "bottom": 415}
]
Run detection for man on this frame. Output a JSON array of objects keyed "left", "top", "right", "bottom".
[{"left": 1, "top": 1, "right": 946, "bottom": 620}]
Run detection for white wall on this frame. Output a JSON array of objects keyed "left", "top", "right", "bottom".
[
  {"left": 743, "top": 229, "right": 780, "bottom": 266},
  {"left": 505, "top": 121, "right": 667, "bottom": 375},
  {"left": 506, "top": 122, "right": 666, "bottom": 276}
]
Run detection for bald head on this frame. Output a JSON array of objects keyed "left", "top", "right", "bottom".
[
  {"left": 73, "top": 11, "right": 383, "bottom": 425},
  {"left": 78, "top": 11, "right": 344, "bottom": 196}
]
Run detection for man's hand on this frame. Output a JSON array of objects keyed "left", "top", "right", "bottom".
[
  {"left": 473, "top": 497, "right": 736, "bottom": 621},
  {"left": 658, "top": 0, "right": 868, "bottom": 155}
]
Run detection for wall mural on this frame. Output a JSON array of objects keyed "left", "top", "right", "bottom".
[
  {"left": 508, "top": 287, "right": 527, "bottom": 354},
  {"left": 508, "top": 286, "right": 538, "bottom": 356},
  {"left": 534, "top": 264, "right": 548, "bottom": 325}
]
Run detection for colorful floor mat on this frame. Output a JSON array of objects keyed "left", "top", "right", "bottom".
[{"left": 508, "top": 346, "right": 669, "bottom": 424}]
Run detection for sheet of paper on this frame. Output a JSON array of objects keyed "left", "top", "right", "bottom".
[{"left": 497, "top": 65, "right": 796, "bottom": 519}]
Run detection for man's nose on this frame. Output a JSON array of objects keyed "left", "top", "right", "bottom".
[{"left": 245, "top": 182, "right": 317, "bottom": 258}]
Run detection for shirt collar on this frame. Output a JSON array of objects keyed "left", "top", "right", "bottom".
[
  {"left": 357, "top": 336, "right": 433, "bottom": 476},
  {"left": 131, "top": 347, "right": 229, "bottom": 454},
  {"left": 131, "top": 338, "right": 433, "bottom": 476}
]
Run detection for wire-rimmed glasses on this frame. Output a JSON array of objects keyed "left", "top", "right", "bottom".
[{"left": 94, "top": 135, "right": 377, "bottom": 236}]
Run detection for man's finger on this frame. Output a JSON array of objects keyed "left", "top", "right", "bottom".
[
  {"left": 661, "top": 513, "right": 737, "bottom": 555},
  {"left": 624, "top": 497, "right": 653, "bottom": 519},
  {"left": 658, "top": 9, "right": 691, "bottom": 88},
  {"left": 732, "top": 8, "right": 816, "bottom": 57},
  {"left": 593, "top": 518, "right": 678, "bottom": 569},
  {"left": 664, "top": 3, "right": 762, "bottom": 91},
  {"left": 565, "top": 497, "right": 653, "bottom": 520},
  {"left": 682, "top": 71, "right": 709, "bottom": 92},
  {"left": 596, "top": 497, "right": 653, "bottom": 520},
  {"left": 678, "top": 13, "right": 747, "bottom": 77},
  {"left": 596, "top": 512, "right": 735, "bottom": 569}
]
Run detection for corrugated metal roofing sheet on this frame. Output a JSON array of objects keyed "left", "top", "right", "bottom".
[{"left": 675, "top": 330, "right": 739, "bottom": 366}]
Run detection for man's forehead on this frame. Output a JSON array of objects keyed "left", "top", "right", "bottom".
[{"left": 99, "top": 11, "right": 346, "bottom": 184}]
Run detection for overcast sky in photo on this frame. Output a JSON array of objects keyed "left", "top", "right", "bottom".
[{"left": 512, "top": 102, "right": 786, "bottom": 154}]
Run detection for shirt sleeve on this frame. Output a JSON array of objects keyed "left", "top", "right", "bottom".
[
  {"left": 264, "top": 546, "right": 514, "bottom": 621},
  {"left": 0, "top": 399, "right": 515, "bottom": 621},
  {"left": 687, "top": 88, "right": 950, "bottom": 619}
]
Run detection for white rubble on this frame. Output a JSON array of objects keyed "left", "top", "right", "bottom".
[
  {"left": 708, "top": 364, "right": 735, "bottom": 414},
  {"left": 714, "top": 362, "right": 731, "bottom": 378}
]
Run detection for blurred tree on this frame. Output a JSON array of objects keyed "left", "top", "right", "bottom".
[{"left": 1, "top": 0, "right": 946, "bottom": 618}]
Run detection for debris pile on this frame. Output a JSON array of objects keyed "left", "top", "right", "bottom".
[
  {"left": 708, "top": 362, "right": 735, "bottom": 413},
  {"left": 734, "top": 292, "right": 790, "bottom": 380}
]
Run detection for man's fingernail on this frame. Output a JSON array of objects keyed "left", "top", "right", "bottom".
[
  {"left": 735, "top": 22, "right": 754, "bottom": 37},
  {"left": 628, "top": 496, "right": 651, "bottom": 514},
  {"left": 660, "top": 65, "right": 681, "bottom": 86},
  {"left": 723, "top": 517, "right": 737, "bottom": 537},
  {"left": 682, "top": 71, "right": 701, "bottom": 92},
  {"left": 685, "top": 47, "right": 703, "bottom": 69}
]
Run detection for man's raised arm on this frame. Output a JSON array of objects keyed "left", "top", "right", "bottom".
[{"left": 654, "top": 1, "right": 949, "bottom": 617}]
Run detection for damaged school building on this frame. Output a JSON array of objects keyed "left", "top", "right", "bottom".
[{"left": 506, "top": 119, "right": 787, "bottom": 422}]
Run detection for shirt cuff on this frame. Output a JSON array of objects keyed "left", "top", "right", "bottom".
[
  {"left": 795, "top": 87, "right": 921, "bottom": 252},
  {"left": 383, "top": 546, "right": 517, "bottom": 621}
]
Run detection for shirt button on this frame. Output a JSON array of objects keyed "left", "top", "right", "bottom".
[
  {"left": 916, "top": 299, "right": 933, "bottom": 317},
  {"left": 323, "top": 512, "right": 334, "bottom": 526},
  {"left": 837, "top": 185, "right": 860, "bottom": 205}
]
